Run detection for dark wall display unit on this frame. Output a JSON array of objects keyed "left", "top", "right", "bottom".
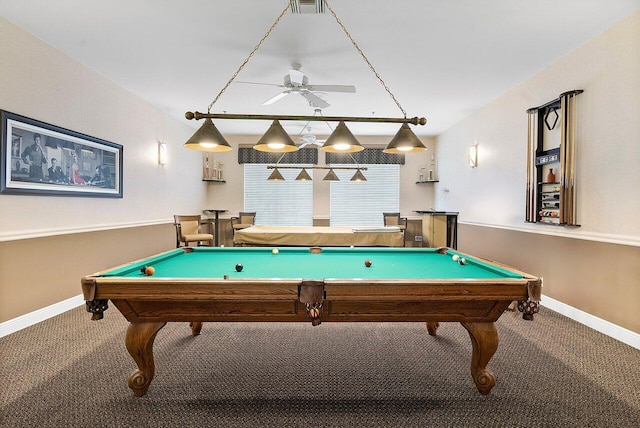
[{"left": 525, "top": 90, "right": 583, "bottom": 226}]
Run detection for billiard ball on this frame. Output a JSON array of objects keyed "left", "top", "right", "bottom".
[
  {"left": 452, "top": 254, "right": 460, "bottom": 262},
  {"left": 144, "top": 266, "right": 155, "bottom": 276},
  {"left": 272, "top": 248, "right": 279, "bottom": 254},
  {"left": 235, "top": 263, "right": 243, "bottom": 272},
  {"left": 458, "top": 257, "right": 467, "bottom": 265},
  {"left": 364, "top": 259, "right": 372, "bottom": 267}
]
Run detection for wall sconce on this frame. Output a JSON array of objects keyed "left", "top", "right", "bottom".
[
  {"left": 469, "top": 145, "right": 477, "bottom": 168},
  {"left": 158, "top": 142, "right": 167, "bottom": 165}
]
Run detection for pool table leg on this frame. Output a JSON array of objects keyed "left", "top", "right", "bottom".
[
  {"left": 125, "top": 321, "right": 166, "bottom": 397},
  {"left": 461, "top": 322, "right": 498, "bottom": 395},
  {"left": 189, "top": 321, "right": 203, "bottom": 335},
  {"left": 426, "top": 322, "right": 440, "bottom": 335}
]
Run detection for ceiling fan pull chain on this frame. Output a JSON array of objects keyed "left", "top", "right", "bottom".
[
  {"left": 207, "top": 1, "right": 293, "bottom": 113},
  {"left": 323, "top": 0, "right": 407, "bottom": 118}
]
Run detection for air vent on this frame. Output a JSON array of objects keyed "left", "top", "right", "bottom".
[{"left": 290, "top": 0, "right": 325, "bottom": 14}]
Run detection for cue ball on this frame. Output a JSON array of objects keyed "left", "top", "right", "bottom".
[
  {"left": 235, "top": 263, "right": 243, "bottom": 272},
  {"left": 144, "top": 266, "right": 155, "bottom": 276},
  {"left": 364, "top": 259, "right": 372, "bottom": 267},
  {"left": 272, "top": 248, "right": 279, "bottom": 254},
  {"left": 458, "top": 257, "right": 466, "bottom": 265},
  {"left": 452, "top": 254, "right": 460, "bottom": 262}
]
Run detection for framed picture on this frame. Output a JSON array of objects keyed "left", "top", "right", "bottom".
[{"left": 1, "top": 110, "right": 123, "bottom": 198}]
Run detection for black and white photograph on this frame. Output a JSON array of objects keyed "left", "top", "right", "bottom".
[{"left": 1, "top": 110, "right": 123, "bottom": 197}]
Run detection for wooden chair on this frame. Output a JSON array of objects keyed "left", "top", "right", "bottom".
[
  {"left": 174, "top": 215, "right": 214, "bottom": 247},
  {"left": 383, "top": 212, "right": 408, "bottom": 246},
  {"left": 230, "top": 212, "right": 256, "bottom": 238}
]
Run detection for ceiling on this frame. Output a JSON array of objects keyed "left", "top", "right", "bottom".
[{"left": 1, "top": 0, "right": 638, "bottom": 138}]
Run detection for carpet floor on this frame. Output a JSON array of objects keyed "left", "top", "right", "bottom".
[{"left": 1, "top": 306, "right": 639, "bottom": 427}]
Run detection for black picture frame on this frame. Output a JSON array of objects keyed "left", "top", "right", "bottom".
[{"left": 1, "top": 110, "right": 123, "bottom": 198}]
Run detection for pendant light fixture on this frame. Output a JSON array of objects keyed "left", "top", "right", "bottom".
[
  {"left": 322, "top": 169, "right": 340, "bottom": 181},
  {"left": 382, "top": 123, "right": 427, "bottom": 154},
  {"left": 184, "top": 1, "right": 427, "bottom": 154},
  {"left": 295, "top": 169, "right": 313, "bottom": 181},
  {"left": 350, "top": 168, "right": 367, "bottom": 182},
  {"left": 183, "top": 118, "right": 232, "bottom": 152},
  {"left": 320, "top": 121, "right": 363, "bottom": 153},
  {"left": 253, "top": 120, "right": 299, "bottom": 152},
  {"left": 267, "top": 168, "right": 285, "bottom": 181}
]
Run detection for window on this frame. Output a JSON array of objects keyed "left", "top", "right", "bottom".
[
  {"left": 243, "top": 164, "right": 313, "bottom": 226},
  {"left": 330, "top": 164, "right": 400, "bottom": 226}
]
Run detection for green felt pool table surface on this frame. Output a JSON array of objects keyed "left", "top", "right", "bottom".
[{"left": 104, "top": 247, "right": 523, "bottom": 280}]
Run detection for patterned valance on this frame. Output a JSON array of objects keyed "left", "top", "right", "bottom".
[
  {"left": 325, "top": 148, "right": 405, "bottom": 165},
  {"left": 238, "top": 147, "right": 318, "bottom": 164}
]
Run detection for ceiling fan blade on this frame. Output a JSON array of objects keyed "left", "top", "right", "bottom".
[
  {"left": 235, "top": 81, "right": 285, "bottom": 88},
  {"left": 300, "top": 91, "right": 330, "bottom": 109},
  {"left": 263, "top": 91, "right": 291, "bottom": 105},
  {"left": 306, "top": 84, "right": 356, "bottom": 93}
]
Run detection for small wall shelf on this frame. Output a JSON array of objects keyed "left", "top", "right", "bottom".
[
  {"left": 203, "top": 179, "right": 226, "bottom": 183},
  {"left": 525, "top": 90, "right": 582, "bottom": 226},
  {"left": 416, "top": 180, "right": 439, "bottom": 184}
]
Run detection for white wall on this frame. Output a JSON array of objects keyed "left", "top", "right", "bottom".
[
  {"left": 0, "top": 17, "right": 206, "bottom": 241},
  {"left": 435, "top": 10, "right": 640, "bottom": 246}
]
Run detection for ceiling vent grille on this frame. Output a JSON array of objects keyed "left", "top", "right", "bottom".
[{"left": 290, "top": 0, "right": 325, "bottom": 14}]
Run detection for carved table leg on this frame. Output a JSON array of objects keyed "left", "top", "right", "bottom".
[
  {"left": 125, "top": 322, "right": 166, "bottom": 397},
  {"left": 426, "top": 322, "right": 440, "bottom": 336},
  {"left": 461, "top": 322, "right": 499, "bottom": 395},
  {"left": 189, "top": 321, "right": 203, "bottom": 336}
]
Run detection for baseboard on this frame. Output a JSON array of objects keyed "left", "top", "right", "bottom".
[
  {"left": 0, "top": 295, "right": 84, "bottom": 338},
  {"left": 541, "top": 295, "right": 640, "bottom": 350},
  {"left": 2, "top": 294, "right": 639, "bottom": 350}
]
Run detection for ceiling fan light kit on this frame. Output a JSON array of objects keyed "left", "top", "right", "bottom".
[{"left": 184, "top": 0, "right": 427, "bottom": 172}]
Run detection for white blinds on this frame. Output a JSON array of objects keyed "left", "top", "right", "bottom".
[
  {"left": 243, "top": 164, "right": 313, "bottom": 226},
  {"left": 329, "top": 164, "right": 400, "bottom": 226}
]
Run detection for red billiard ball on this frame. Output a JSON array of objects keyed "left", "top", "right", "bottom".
[
  {"left": 364, "top": 259, "right": 372, "bottom": 267},
  {"left": 235, "top": 263, "right": 243, "bottom": 272}
]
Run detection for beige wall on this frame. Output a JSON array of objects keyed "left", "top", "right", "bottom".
[
  {"left": 435, "top": 10, "right": 640, "bottom": 240},
  {"left": 459, "top": 224, "right": 640, "bottom": 334},
  {"left": 0, "top": 225, "right": 174, "bottom": 323},
  {"left": 0, "top": 17, "right": 208, "bottom": 241},
  {"left": 434, "top": 11, "right": 640, "bottom": 335},
  {"left": 0, "top": 18, "right": 207, "bottom": 323}
]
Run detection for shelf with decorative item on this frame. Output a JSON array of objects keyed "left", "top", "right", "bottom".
[
  {"left": 203, "top": 179, "right": 226, "bottom": 183},
  {"left": 416, "top": 180, "right": 439, "bottom": 184}
]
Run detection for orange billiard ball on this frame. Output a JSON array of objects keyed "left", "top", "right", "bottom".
[
  {"left": 144, "top": 266, "right": 155, "bottom": 276},
  {"left": 364, "top": 259, "right": 372, "bottom": 267}
]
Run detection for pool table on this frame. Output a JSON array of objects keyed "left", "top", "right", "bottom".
[{"left": 82, "top": 246, "right": 540, "bottom": 397}]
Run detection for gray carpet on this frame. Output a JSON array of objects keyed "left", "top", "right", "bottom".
[{"left": 1, "top": 306, "right": 639, "bottom": 427}]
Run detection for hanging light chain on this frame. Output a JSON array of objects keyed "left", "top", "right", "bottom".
[
  {"left": 207, "top": 1, "right": 293, "bottom": 113},
  {"left": 323, "top": 0, "right": 407, "bottom": 118}
]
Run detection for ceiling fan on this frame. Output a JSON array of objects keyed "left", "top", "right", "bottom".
[
  {"left": 298, "top": 127, "right": 326, "bottom": 148},
  {"left": 236, "top": 63, "right": 356, "bottom": 109}
]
